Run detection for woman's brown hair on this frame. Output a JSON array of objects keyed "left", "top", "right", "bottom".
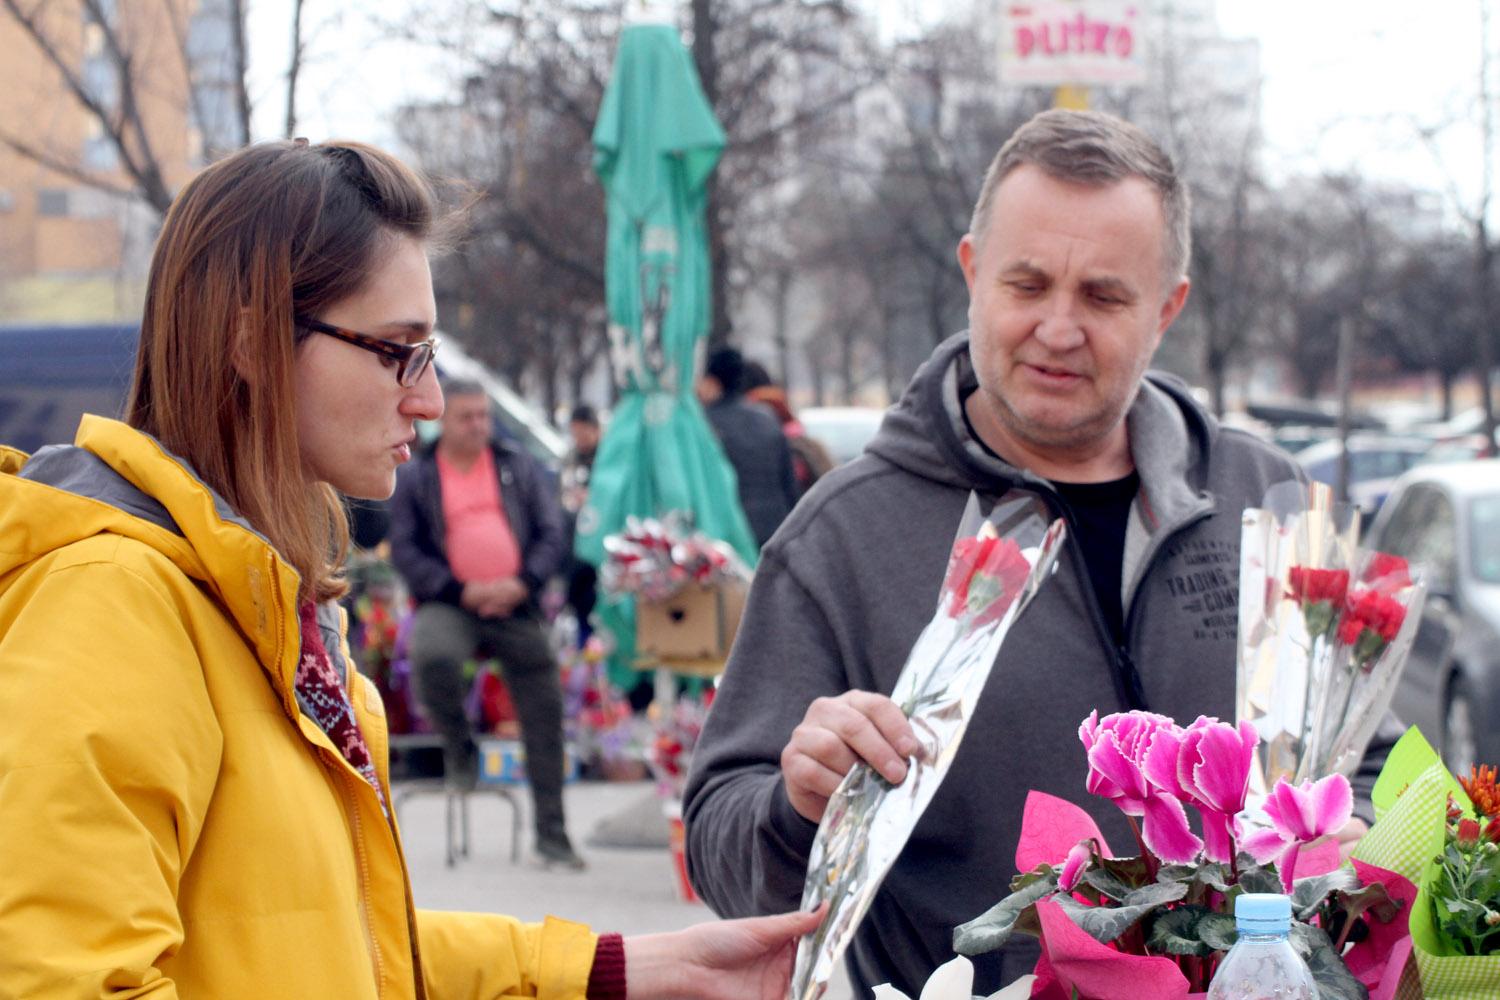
[{"left": 126, "top": 140, "right": 438, "bottom": 602}]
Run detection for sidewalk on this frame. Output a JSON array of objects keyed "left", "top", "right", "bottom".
[{"left": 399, "top": 777, "right": 856, "bottom": 997}]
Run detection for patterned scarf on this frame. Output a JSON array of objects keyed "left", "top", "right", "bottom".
[{"left": 295, "top": 600, "right": 388, "bottom": 815}]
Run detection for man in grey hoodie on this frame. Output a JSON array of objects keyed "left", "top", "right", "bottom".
[{"left": 682, "top": 109, "right": 1392, "bottom": 997}]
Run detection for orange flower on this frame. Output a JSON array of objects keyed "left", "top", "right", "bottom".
[{"left": 1458, "top": 764, "right": 1500, "bottom": 820}]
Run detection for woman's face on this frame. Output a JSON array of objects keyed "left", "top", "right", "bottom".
[{"left": 293, "top": 234, "right": 443, "bottom": 499}]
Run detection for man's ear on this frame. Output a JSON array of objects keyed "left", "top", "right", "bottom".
[
  {"left": 1156, "top": 277, "right": 1190, "bottom": 337},
  {"left": 957, "top": 234, "right": 978, "bottom": 293}
]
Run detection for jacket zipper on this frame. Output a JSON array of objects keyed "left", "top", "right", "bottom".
[
  {"left": 1031, "top": 487, "right": 1151, "bottom": 713},
  {"left": 337, "top": 763, "right": 386, "bottom": 998}
]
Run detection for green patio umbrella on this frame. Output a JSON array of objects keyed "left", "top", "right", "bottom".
[{"left": 577, "top": 20, "right": 756, "bottom": 686}]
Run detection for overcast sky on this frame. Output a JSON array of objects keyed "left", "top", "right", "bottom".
[{"left": 249, "top": 1, "right": 1495, "bottom": 221}]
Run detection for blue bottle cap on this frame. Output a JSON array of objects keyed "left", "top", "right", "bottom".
[{"left": 1235, "top": 893, "right": 1292, "bottom": 934}]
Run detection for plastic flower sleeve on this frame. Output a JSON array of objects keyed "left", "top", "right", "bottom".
[
  {"left": 1236, "top": 480, "right": 1360, "bottom": 799},
  {"left": 1301, "top": 549, "right": 1426, "bottom": 782},
  {"left": 788, "top": 491, "right": 1067, "bottom": 1000}
]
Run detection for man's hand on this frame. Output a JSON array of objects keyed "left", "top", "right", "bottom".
[
  {"left": 459, "top": 578, "right": 529, "bottom": 619},
  {"left": 780, "top": 691, "right": 918, "bottom": 823},
  {"left": 623, "top": 904, "right": 826, "bottom": 1000}
]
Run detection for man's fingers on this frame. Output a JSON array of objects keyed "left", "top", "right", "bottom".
[
  {"left": 781, "top": 741, "right": 850, "bottom": 801},
  {"left": 810, "top": 695, "right": 913, "bottom": 783}
]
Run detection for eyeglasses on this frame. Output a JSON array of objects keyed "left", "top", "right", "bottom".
[{"left": 295, "top": 316, "right": 439, "bottom": 388}]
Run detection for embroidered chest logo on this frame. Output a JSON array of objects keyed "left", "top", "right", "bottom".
[{"left": 1161, "top": 538, "right": 1238, "bottom": 641}]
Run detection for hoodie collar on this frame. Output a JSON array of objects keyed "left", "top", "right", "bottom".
[
  {"left": 865, "top": 332, "right": 1216, "bottom": 520},
  {"left": 5, "top": 416, "right": 305, "bottom": 707}
]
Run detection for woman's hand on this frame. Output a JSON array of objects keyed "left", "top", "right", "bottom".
[{"left": 623, "top": 904, "right": 826, "bottom": 1000}]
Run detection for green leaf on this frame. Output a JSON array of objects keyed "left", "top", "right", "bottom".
[
  {"left": 1290, "top": 923, "right": 1369, "bottom": 1000},
  {"left": 1053, "top": 893, "right": 1160, "bottom": 945},
  {"left": 1010, "top": 863, "right": 1056, "bottom": 893},
  {"left": 953, "top": 872, "right": 1058, "bottom": 956},
  {"left": 1191, "top": 862, "right": 1232, "bottom": 892},
  {"left": 1154, "top": 863, "right": 1199, "bottom": 884},
  {"left": 1198, "top": 912, "right": 1240, "bottom": 952},
  {"left": 1096, "top": 853, "right": 1154, "bottom": 889},
  {"left": 1237, "top": 862, "right": 1282, "bottom": 895},
  {"left": 1081, "top": 868, "right": 1133, "bottom": 902},
  {"left": 1290, "top": 867, "right": 1360, "bottom": 920},
  {"left": 1146, "top": 905, "right": 1218, "bottom": 957},
  {"left": 1122, "top": 880, "right": 1189, "bottom": 909}
]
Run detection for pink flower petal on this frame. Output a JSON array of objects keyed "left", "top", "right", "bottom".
[
  {"left": 1187, "top": 724, "right": 1253, "bottom": 814},
  {"left": 1059, "top": 841, "right": 1092, "bottom": 892},
  {"left": 1088, "top": 736, "right": 1149, "bottom": 811},
  {"left": 1141, "top": 792, "right": 1203, "bottom": 864},
  {"left": 1241, "top": 826, "right": 1289, "bottom": 865},
  {"left": 1264, "top": 778, "right": 1313, "bottom": 839},
  {"left": 1141, "top": 726, "right": 1186, "bottom": 798},
  {"left": 1198, "top": 810, "right": 1238, "bottom": 865},
  {"left": 1307, "top": 773, "right": 1354, "bottom": 837}
]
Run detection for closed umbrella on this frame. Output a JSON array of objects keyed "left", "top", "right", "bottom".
[{"left": 577, "top": 20, "right": 755, "bottom": 686}]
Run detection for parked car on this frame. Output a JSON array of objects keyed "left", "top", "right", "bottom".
[
  {"left": 1294, "top": 434, "right": 1437, "bottom": 519},
  {"left": 799, "top": 406, "right": 885, "bottom": 466},
  {"left": 1362, "top": 461, "right": 1500, "bottom": 772}
]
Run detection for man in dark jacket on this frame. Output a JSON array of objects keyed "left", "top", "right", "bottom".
[
  {"left": 388, "top": 379, "right": 582, "bottom": 868},
  {"left": 682, "top": 110, "right": 1395, "bottom": 995},
  {"left": 698, "top": 347, "right": 799, "bottom": 548}
]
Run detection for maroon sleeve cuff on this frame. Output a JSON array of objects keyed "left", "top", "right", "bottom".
[{"left": 586, "top": 932, "right": 627, "bottom": 1000}]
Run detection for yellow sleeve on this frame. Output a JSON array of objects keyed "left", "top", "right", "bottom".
[
  {"left": 0, "top": 552, "right": 222, "bottom": 997},
  {"left": 415, "top": 910, "right": 598, "bottom": 1000}
]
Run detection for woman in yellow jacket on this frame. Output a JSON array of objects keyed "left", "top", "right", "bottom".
[{"left": 0, "top": 140, "right": 818, "bottom": 999}]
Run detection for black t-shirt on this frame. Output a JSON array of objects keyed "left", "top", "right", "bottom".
[
  {"left": 960, "top": 396, "right": 1140, "bottom": 641},
  {"left": 1052, "top": 474, "right": 1140, "bottom": 644}
]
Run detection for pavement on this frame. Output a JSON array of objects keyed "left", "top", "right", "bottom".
[{"left": 398, "top": 777, "right": 858, "bottom": 997}]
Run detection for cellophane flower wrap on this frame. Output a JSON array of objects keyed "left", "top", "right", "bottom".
[
  {"left": 949, "top": 709, "right": 1409, "bottom": 1000},
  {"left": 787, "top": 492, "right": 1067, "bottom": 1000},
  {"left": 1237, "top": 480, "right": 1426, "bottom": 796},
  {"left": 1353, "top": 727, "right": 1500, "bottom": 998},
  {"left": 600, "top": 512, "right": 750, "bottom": 602}
]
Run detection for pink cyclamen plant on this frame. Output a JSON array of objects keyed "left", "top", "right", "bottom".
[
  {"left": 1079, "top": 711, "right": 1203, "bottom": 864},
  {"left": 1243, "top": 774, "right": 1355, "bottom": 892},
  {"left": 1143, "top": 716, "right": 1258, "bottom": 865}
]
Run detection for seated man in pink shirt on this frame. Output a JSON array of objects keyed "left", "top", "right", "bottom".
[{"left": 389, "top": 378, "right": 582, "bottom": 868}]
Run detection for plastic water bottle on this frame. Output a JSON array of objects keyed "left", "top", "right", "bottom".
[{"left": 1207, "top": 893, "right": 1319, "bottom": 999}]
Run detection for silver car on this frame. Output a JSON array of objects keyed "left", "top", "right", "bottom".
[{"left": 1362, "top": 461, "right": 1500, "bottom": 772}]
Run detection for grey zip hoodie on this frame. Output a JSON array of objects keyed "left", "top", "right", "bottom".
[{"left": 682, "top": 333, "right": 1398, "bottom": 997}]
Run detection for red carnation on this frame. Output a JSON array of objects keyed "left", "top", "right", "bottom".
[
  {"left": 1363, "top": 552, "right": 1412, "bottom": 594},
  {"left": 943, "top": 534, "right": 1031, "bottom": 627},
  {"left": 1286, "top": 566, "right": 1350, "bottom": 639},
  {"left": 1338, "top": 587, "right": 1407, "bottom": 670}
]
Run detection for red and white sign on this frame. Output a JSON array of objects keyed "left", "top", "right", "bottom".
[{"left": 999, "top": 1, "right": 1146, "bottom": 87}]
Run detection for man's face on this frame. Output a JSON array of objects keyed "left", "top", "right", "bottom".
[
  {"left": 957, "top": 164, "right": 1188, "bottom": 465},
  {"left": 570, "top": 420, "right": 600, "bottom": 455},
  {"left": 440, "top": 391, "right": 492, "bottom": 456}
]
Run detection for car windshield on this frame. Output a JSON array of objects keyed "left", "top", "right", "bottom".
[{"left": 1471, "top": 495, "right": 1500, "bottom": 583}]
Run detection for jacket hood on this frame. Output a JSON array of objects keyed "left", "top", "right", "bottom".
[
  {"left": 0, "top": 415, "right": 304, "bottom": 688},
  {"left": 864, "top": 332, "right": 1219, "bottom": 524}
]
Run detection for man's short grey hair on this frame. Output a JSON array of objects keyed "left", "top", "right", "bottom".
[
  {"left": 969, "top": 109, "right": 1191, "bottom": 287},
  {"left": 440, "top": 376, "right": 487, "bottom": 400}
]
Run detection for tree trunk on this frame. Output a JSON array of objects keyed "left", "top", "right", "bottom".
[
  {"left": 1440, "top": 370, "right": 1454, "bottom": 421},
  {"left": 284, "top": 0, "right": 307, "bottom": 138},
  {"left": 690, "top": 0, "right": 732, "bottom": 349},
  {"left": 772, "top": 267, "right": 792, "bottom": 385}
]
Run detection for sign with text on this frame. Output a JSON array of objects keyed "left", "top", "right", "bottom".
[{"left": 999, "top": 1, "right": 1146, "bottom": 87}]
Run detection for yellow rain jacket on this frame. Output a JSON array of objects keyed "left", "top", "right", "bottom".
[{"left": 0, "top": 416, "right": 597, "bottom": 999}]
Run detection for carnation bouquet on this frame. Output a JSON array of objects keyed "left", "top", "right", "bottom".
[
  {"left": 1237, "top": 481, "right": 1425, "bottom": 797},
  {"left": 788, "top": 492, "right": 1068, "bottom": 1000},
  {"left": 947, "top": 710, "right": 1407, "bottom": 1000},
  {"left": 1352, "top": 727, "right": 1500, "bottom": 998}
]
